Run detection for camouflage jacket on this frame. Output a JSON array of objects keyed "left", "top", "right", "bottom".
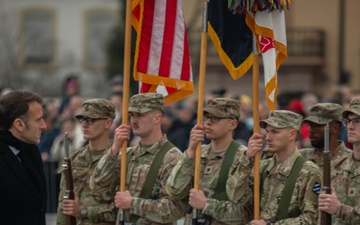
[
  {"left": 330, "top": 153, "right": 360, "bottom": 225},
  {"left": 57, "top": 144, "right": 117, "bottom": 225},
  {"left": 227, "top": 149, "right": 322, "bottom": 225},
  {"left": 166, "top": 143, "right": 252, "bottom": 225},
  {"left": 91, "top": 136, "right": 185, "bottom": 225},
  {"left": 299, "top": 141, "right": 352, "bottom": 169}
]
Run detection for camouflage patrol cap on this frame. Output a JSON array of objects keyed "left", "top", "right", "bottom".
[
  {"left": 76, "top": 99, "right": 115, "bottom": 119},
  {"left": 128, "top": 93, "right": 164, "bottom": 113},
  {"left": 303, "top": 103, "right": 343, "bottom": 124},
  {"left": 203, "top": 98, "right": 240, "bottom": 119},
  {"left": 260, "top": 110, "right": 303, "bottom": 131},
  {"left": 342, "top": 98, "right": 360, "bottom": 118}
]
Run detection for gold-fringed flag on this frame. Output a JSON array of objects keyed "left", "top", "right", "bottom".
[
  {"left": 132, "top": 0, "right": 194, "bottom": 106},
  {"left": 208, "top": 0, "right": 253, "bottom": 80},
  {"left": 227, "top": 0, "right": 289, "bottom": 110},
  {"left": 246, "top": 11, "right": 287, "bottom": 110}
]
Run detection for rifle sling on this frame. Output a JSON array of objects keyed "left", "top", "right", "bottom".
[
  {"left": 211, "top": 141, "right": 240, "bottom": 201},
  {"left": 129, "top": 141, "right": 174, "bottom": 223}
]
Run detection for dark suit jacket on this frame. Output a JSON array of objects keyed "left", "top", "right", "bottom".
[{"left": 0, "top": 140, "right": 47, "bottom": 225}]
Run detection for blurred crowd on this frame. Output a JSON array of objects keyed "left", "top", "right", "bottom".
[{"left": 1, "top": 76, "right": 359, "bottom": 165}]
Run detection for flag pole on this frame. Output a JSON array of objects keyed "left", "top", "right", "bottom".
[
  {"left": 119, "top": 0, "right": 132, "bottom": 224},
  {"left": 193, "top": 0, "right": 209, "bottom": 223},
  {"left": 252, "top": 35, "right": 261, "bottom": 220}
]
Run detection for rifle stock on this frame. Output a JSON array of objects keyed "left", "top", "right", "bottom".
[
  {"left": 63, "top": 132, "right": 77, "bottom": 225},
  {"left": 321, "top": 124, "right": 331, "bottom": 225}
]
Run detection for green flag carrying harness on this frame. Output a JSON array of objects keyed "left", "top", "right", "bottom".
[
  {"left": 260, "top": 155, "right": 306, "bottom": 222},
  {"left": 128, "top": 141, "right": 175, "bottom": 223},
  {"left": 212, "top": 141, "right": 240, "bottom": 201}
]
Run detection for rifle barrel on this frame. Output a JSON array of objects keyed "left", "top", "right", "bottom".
[{"left": 321, "top": 123, "right": 331, "bottom": 225}]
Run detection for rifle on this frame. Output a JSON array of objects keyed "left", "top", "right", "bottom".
[
  {"left": 62, "top": 132, "right": 77, "bottom": 225},
  {"left": 321, "top": 123, "right": 331, "bottom": 225}
]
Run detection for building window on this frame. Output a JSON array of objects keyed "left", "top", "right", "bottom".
[
  {"left": 84, "top": 9, "right": 117, "bottom": 71},
  {"left": 19, "top": 8, "right": 56, "bottom": 67}
]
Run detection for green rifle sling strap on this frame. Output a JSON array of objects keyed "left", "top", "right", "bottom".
[
  {"left": 212, "top": 141, "right": 240, "bottom": 201},
  {"left": 129, "top": 141, "right": 174, "bottom": 223},
  {"left": 275, "top": 155, "right": 306, "bottom": 221}
]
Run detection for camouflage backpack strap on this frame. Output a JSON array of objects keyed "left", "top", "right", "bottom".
[
  {"left": 212, "top": 141, "right": 240, "bottom": 201},
  {"left": 275, "top": 155, "right": 307, "bottom": 222},
  {"left": 129, "top": 141, "right": 174, "bottom": 223}
]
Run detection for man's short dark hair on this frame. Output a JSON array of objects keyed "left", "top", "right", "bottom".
[{"left": 0, "top": 90, "right": 43, "bottom": 130}]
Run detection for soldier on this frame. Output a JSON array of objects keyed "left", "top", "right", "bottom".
[
  {"left": 57, "top": 99, "right": 118, "bottom": 225},
  {"left": 299, "top": 103, "right": 352, "bottom": 168},
  {"left": 90, "top": 93, "right": 185, "bottom": 225},
  {"left": 318, "top": 98, "right": 360, "bottom": 224},
  {"left": 227, "top": 110, "right": 322, "bottom": 225},
  {"left": 166, "top": 98, "right": 253, "bottom": 225}
]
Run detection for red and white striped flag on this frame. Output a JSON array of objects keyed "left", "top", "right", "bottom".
[
  {"left": 246, "top": 10, "right": 287, "bottom": 110},
  {"left": 132, "top": 0, "right": 194, "bottom": 106}
]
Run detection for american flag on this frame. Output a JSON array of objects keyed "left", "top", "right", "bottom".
[{"left": 132, "top": 0, "right": 193, "bottom": 106}]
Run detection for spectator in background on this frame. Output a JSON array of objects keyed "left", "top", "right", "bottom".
[
  {"left": 38, "top": 99, "right": 60, "bottom": 162},
  {"left": 58, "top": 76, "right": 80, "bottom": 115},
  {"left": 58, "top": 95, "right": 85, "bottom": 149},
  {"left": 110, "top": 74, "right": 123, "bottom": 94},
  {"left": 161, "top": 108, "right": 189, "bottom": 151},
  {"left": 286, "top": 99, "right": 308, "bottom": 149},
  {"left": 50, "top": 116, "right": 82, "bottom": 164},
  {"left": 171, "top": 103, "right": 195, "bottom": 149},
  {"left": 300, "top": 93, "right": 320, "bottom": 148},
  {"left": 233, "top": 95, "right": 253, "bottom": 145},
  {"left": 301, "top": 93, "right": 319, "bottom": 116},
  {"left": 59, "top": 95, "right": 83, "bottom": 121},
  {"left": 108, "top": 92, "right": 122, "bottom": 138}
]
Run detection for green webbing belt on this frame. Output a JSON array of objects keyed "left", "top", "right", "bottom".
[
  {"left": 128, "top": 141, "right": 174, "bottom": 223},
  {"left": 212, "top": 141, "right": 240, "bottom": 201}
]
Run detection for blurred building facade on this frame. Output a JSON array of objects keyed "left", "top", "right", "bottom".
[
  {"left": 0, "top": 0, "right": 120, "bottom": 98},
  {"left": 0, "top": 0, "right": 359, "bottom": 102}
]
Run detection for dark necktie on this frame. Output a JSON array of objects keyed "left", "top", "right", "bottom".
[{"left": 17, "top": 151, "right": 24, "bottom": 163}]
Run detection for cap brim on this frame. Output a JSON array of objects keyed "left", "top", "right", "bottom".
[
  {"left": 203, "top": 108, "right": 219, "bottom": 116},
  {"left": 303, "top": 116, "right": 331, "bottom": 125},
  {"left": 76, "top": 112, "right": 98, "bottom": 119},
  {"left": 259, "top": 118, "right": 288, "bottom": 129},
  {"left": 128, "top": 107, "right": 152, "bottom": 114},
  {"left": 342, "top": 109, "right": 360, "bottom": 118}
]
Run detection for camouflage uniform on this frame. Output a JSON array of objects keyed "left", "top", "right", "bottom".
[
  {"left": 299, "top": 141, "right": 351, "bottom": 169},
  {"left": 327, "top": 98, "right": 360, "bottom": 225},
  {"left": 91, "top": 93, "right": 186, "bottom": 225},
  {"left": 299, "top": 103, "right": 352, "bottom": 170},
  {"left": 227, "top": 110, "right": 322, "bottom": 225},
  {"left": 166, "top": 98, "right": 253, "bottom": 225},
  {"left": 57, "top": 99, "right": 117, "bottom": 225}
]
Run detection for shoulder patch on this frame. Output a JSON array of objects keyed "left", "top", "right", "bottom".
[{"left": 313, "top": 182, "right": 321, "bottom": 194}]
